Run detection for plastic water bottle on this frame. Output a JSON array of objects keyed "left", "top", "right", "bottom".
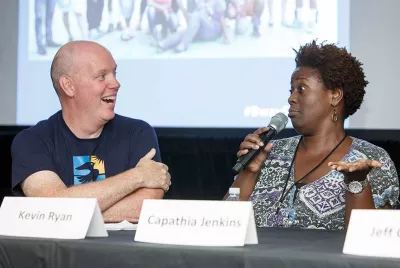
[{"left": 226, "top": 188, "right": 240, "bottom": 201}]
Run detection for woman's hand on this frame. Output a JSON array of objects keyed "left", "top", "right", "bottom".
[
  {"left": 328, "top": 159, "right": 382, "bottom": 182},
  {"left": 237, "top": 127, "right": 273, "bottom": 174}
]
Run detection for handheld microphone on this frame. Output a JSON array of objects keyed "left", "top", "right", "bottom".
[{"left": 232, "top": 113, "right": 288, "bottom": 175}]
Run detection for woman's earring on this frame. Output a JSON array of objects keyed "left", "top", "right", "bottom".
[{"left": 332, "top": 106, "right": 338, "bottom": 122}]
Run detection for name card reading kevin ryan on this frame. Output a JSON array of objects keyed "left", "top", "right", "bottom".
[
  {"left": 18, "top": 210, "right": 72, "bottom": 222},
  {"left": 134, "top": 199, "right": 258, "bottom": 247},
  {"left": 0, "top": 197, "right": 108, "bottom": 239},
  {"left": 343, "top": 209, "right": 400, "bottom": 258}
]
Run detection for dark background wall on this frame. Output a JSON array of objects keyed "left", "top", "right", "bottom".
[{"left": 1, "top": 127, "right": 399, "bottom": 203}]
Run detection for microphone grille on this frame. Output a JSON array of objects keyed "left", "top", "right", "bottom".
[{"left": 269, "top": 113, "right": 289, "bottom": 133}]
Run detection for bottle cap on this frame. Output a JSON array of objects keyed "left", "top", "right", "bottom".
[{"left": 229, "top": 187, "right": 240, "bottom": 195}]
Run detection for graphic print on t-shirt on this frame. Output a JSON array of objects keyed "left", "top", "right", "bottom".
[{"left": 73, "top": 155, "right": 106, "bottom": 185}]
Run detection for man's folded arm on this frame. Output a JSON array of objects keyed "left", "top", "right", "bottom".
[
  {"left": 21, "top": 168, "right": 146, "bottom": 212},
  {"left": 102, "top": 188, "right": 164, "bottom": 223}
]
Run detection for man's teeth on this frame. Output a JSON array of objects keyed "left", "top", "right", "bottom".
[{"left": 101, "top": 96, "right": 116, "bottom": 102}]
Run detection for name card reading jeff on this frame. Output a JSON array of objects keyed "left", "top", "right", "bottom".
[
  {"left": 18, "top": 211, "right": 72, "bottom": 222},
  {"left": 148, "top": 215, "right": 241, "bottom": 227},
  {"left": 370, "top": 227, "right": 400, "bottom": 238},
  {"left": 343, "top": 210, "right": 400, "bottom": 258}
]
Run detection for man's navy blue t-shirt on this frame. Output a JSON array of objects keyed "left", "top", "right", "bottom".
[{"left": 11, "top": 111, "right": 161, "bottom": 196}]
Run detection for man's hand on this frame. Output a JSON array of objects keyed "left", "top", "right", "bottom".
[{"left": 135, "top": 148, "right": 171, "bottom": 192}]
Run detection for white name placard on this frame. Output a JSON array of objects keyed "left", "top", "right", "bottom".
[
  {"left": 343, "top": 209, "right": 400, "bottom": 258},
  {"left": 134, "top": 199, "right": 258, "bottom": 247},
  {"left": 0, "top": 197, "right": 108, "bottom": 239}
]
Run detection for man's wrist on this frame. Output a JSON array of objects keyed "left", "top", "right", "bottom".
[
  {"left": 116, "top": 168, "right": 145, "bottom": 191},
  {"left": 131, "top": 168, "right": 145, "bottom": 188}
]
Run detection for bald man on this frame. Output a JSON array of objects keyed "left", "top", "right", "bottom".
[{"left": 11, "top": 41, "right": 170, "bottom": 223}]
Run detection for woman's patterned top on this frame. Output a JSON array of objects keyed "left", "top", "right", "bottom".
[{"left": 249, "top": 136, "right": 399, "bottom": 230}]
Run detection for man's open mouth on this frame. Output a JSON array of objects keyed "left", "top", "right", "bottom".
[{"left": 101, "top": 96, "right": 116, "bottom": 104}]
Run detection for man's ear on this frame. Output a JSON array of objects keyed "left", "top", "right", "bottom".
[{"left": 59, "top": 75, "right": 75, "bottom": 97}]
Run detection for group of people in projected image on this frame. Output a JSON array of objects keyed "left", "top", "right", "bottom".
[{"left": 33, "top": 0, "right": 320, "bottom": 56}]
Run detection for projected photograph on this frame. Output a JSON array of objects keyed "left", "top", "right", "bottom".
[{"left": 28, "top": 0, "right": 338, "bottom": 59}]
